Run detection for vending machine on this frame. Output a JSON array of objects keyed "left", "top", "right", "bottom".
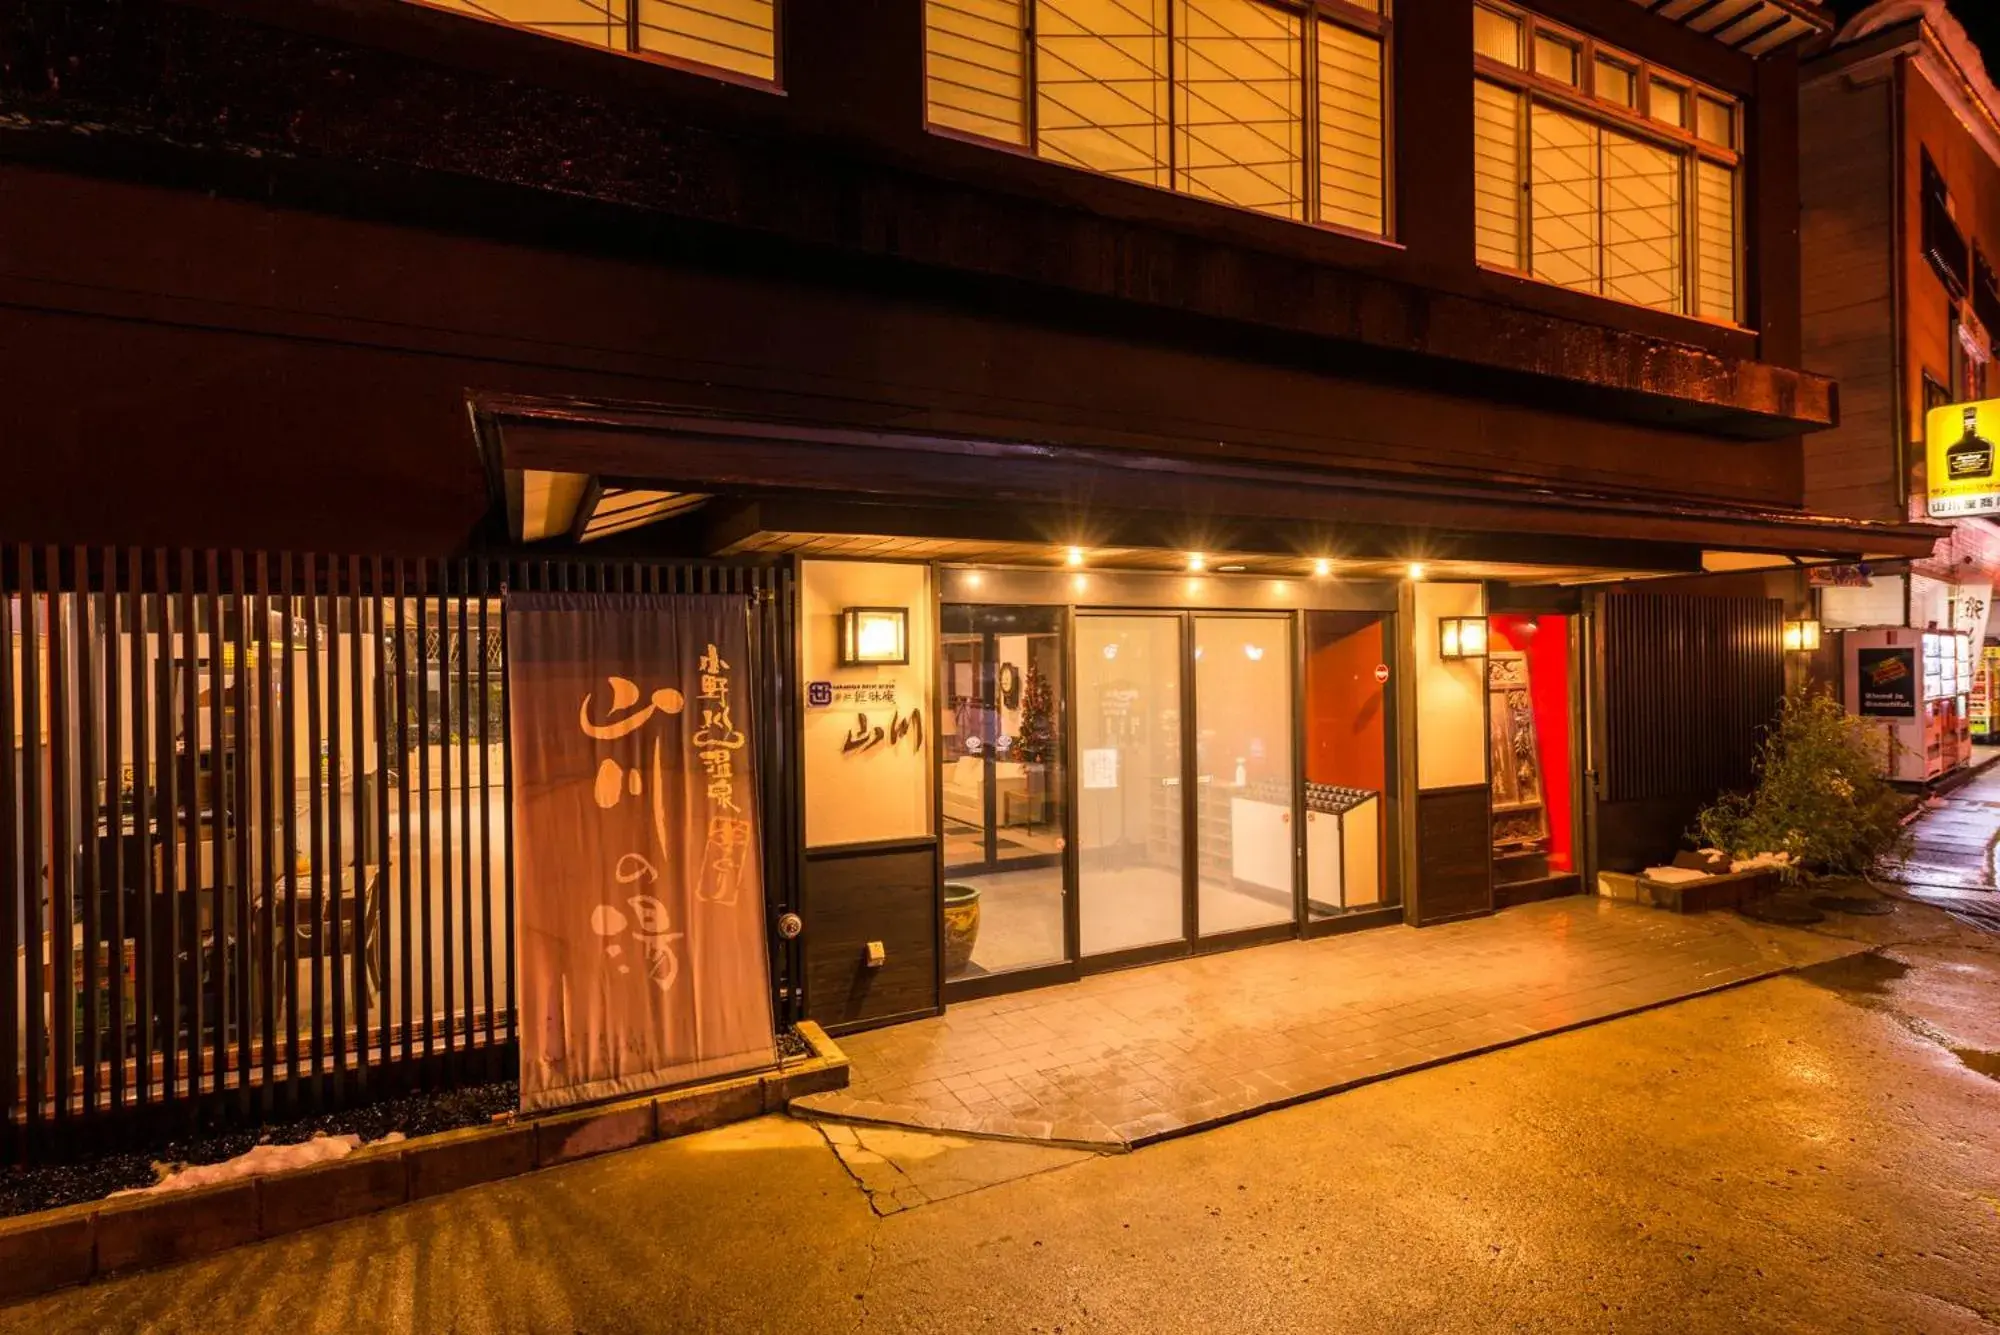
[{"left": 1844, "top": 627, "right": 1972, "bottom": 781}]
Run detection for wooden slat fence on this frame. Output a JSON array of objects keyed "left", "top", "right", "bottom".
[{"left": 0, "top": 548, "right": 800, "bottom": 1159}]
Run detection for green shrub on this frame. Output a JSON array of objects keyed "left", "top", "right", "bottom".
[{"left": 1692, "top": 681, "right": 1911, "bottom": 880}]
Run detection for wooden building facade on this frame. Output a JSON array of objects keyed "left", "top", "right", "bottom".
[
  {"left": 1800, "top": 0, "right": 2000, "bottom": 773},
  {"left": 0, "top": 0, "right": 1946, "bottom": 1147}
]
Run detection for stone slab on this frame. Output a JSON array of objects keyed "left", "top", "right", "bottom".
[
  {"left": 259, "top": 1148, "right": 410, "bottom": 1237},
  {"left": 407, "top": 1123, "right": 537, "bottom": 1201},
  {"left": 0, "top": 1203, "right": 94, "bottom": 1302},
  {"left": 95, "top": 1181, "right": 259, "bottom": 1275},
  {"left": 534, "top": 1098, "right": 657, "bottom": 1167}
]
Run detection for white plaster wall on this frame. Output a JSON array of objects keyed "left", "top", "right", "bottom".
[
  {"left": 802, "top": 560, "right": 934, "bottom": 847},
  {"left": 1414, "top": 581, "right": 1488, "bottom": 792}
]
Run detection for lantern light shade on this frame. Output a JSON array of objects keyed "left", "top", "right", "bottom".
[
  {"left": 1438, "top": 615, "right": 1489, "bottom": 661},
  {"left": 1782, "top": 618, "right": 1822, "bottom": 653},
  {"left": 840, "top": 606, "right": 910, "bottom": 666}
]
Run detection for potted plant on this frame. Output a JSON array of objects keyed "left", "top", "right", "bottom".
[{"left": 1692, "top": 681, "right": 1912, "bottom": 894}]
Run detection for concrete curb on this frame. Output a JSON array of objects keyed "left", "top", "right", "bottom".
[
  {"left": 793, "top": 950, "right": 1869, "bottom": 1154},
  {"left": 0, "top": 1023, "right": 847, "bottom": 1306}
]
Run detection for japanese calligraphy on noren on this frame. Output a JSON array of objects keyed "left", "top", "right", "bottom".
[
  {"left": 508, "top": 593, "right": 775, "bottom": 1113},
  {"left": 694, "top": 642, "right": 753, "bottom": 907}
]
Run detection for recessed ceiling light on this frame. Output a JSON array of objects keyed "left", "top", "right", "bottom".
[
  {"left": 1187, "top": 552, "right": 1206, "bottom": 572},
  {"left": 1313, "top": 558, "right": 1332, "bottom": 578},
  {"left": 1407, "top": 562, "right": 1427, "bottom": 581},
  {"left": 1065, "top": 546, "right": 1086, "bottom": 567}
]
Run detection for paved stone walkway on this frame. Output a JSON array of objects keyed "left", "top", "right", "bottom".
[
  {"left": 793, "top": 897, "right": 1864, "bottom": 1148},
  {"left": 1883, "top": 758, "right": 2000, "bottom": 934}
]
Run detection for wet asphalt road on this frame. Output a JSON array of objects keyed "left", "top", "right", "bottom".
[{"left": 6, "top": 905, "right": 1998, "bottom": 1334}]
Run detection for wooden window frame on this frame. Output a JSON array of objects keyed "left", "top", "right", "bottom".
[
  {"left": 923, "top": 0, "right": 1396, "bottom": 243},
  {"left": 1472, "top": 0, "right": 1744, "bottom": 328},
  {"left": 1922, "top": 149, "right": 1970, "bottom": 302},
  {"left": 402, "top": 0, "right": 785, "bottom": 91}
]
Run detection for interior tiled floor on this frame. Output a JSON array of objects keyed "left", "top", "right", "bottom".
[
  {"left": 796, "top": 896, "right": 1865, "bottom": 1148},
  {"left": 945, "top": 864, "right": 1316, "bottom": 981}
]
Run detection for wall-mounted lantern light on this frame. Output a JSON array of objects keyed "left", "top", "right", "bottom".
[
  {"left": 840, "top": 607, "right": 909, "bottom": 666},
  {"left": 1438, "top": 615, "right": 1489, "bottom": 661},
  {"left": 1782, "top": 617, "right": 1822, "bottom": 653}
]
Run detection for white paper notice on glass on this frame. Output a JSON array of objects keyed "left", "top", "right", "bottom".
[{"left": 1082, "top": 747, "right": 1119, "bottom": 790}]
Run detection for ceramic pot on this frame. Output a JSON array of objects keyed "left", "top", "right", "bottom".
[{"left": 942, "top": 881, "right": 982, "bottom": 977}]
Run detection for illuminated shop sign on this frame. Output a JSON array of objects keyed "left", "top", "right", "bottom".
[{"left": 1925, "top": 399, "right": 2000, "bottom": 518}]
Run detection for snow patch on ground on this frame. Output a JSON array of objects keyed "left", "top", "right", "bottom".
[
  {"left": 114, "top": 1131, "right": 407, "bottom": 1196},
  {"left": 1643, "top": 866, "right": 1710, "bottom": 885}
]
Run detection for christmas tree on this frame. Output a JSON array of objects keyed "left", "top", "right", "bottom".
[{"left": 1016, "top": 660, "right": 1056, "bottom": 765}]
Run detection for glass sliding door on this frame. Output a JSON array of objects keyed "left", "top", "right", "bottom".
[
  {"left": 1194, "top": 615, "right": 1297, "bottom": 936},
  {"left": 939, "top": 605, "right": 1067, "bottom": 983},
  {"left": 1075, "top": 614, "right": 1186, "bottom": 958},
  {"left": 1302, "top": 610, "right": 1395, "bottom": 922}
]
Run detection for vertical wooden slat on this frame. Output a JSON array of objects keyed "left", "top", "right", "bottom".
[
  {"left": 395, "top": 562, "right": 415, "bottom": 1073},
  {"left": 327, "top": 562, "right": 347, "bottom": 1094},
  {"left": 500, "top": 562, "right": 516, "bottom": 1044},
  {"left": 21, "top": 548, "right": 46, "bottom": 1136},
  {"left": 76, "top": 549, "right": 100, "bottom": 1118},
  {"left": 416, "top": 559, "right": 435, "bottom": 1069},
  {"left": 478, "top": 562, "right": 495, "bottom": 1052},
  {"left": 347, "top": 554, "right": 368, "bottom": 1095},
  {"left": 104, "top": 549, "right": 126, "bottom": 1113},
  {"left": 230, "top": 551, "right": 253, "bottom": 1113},
  {"left": 256, "top": 554, "right": 277, "bottom": 1110},
  {"left": 438, "top": 563, "right": 455, "bottom": 1072},
  {"left": 154, "top": 550, "right": 181, "bottom": 1111},
  {"left": 49, "top": 549, "right": 75, "bottom": 1126},
  {"left": 127, "top": 550, "right": 153, "bottom": 1112},
  {"left": 204, "top": 550, "right": 229, "bottom": 1106},
  {"left": 279, "top": 555, "right": 300, "bottom": 1103},
  {"left": 373, "top": 556, "right": 393, "bottom": 1073},
  {"left": 0, "top": 564, "right": 19, "bottom": 1144},
  {"left": 177, "top": 548, "right": 202, "bottom": 1105},
  {"left": 305, "top": 558, "right": 325, "bottom": 1101},
  {"left": 457, "top": 563, "right": 473, "bottom": 1054}
]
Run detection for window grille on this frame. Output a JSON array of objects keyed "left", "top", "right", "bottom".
[
  {"left": 1922, "top": 150, "right": 1969, "bottom": 301},
  {"left": 1473, "top": 79, "right": 1524, "bottom": 269},
  {"left": 1036, "top": 0, "right": 1172, "bottom": 186},
  {"left": 1175, "top": 0, "right": 1307, "bottom": 218},
  {"left": 416, "top": 0, "right": 777, "bottom": 83},
  {"left": 926, "top": 0, "right": 1032, "bottom": 144},
  {"left": 926, "top": 0, "right": 1391, "bottom": 236},
  {"left": 1316, "top": 19, "right": 1386, "bottom": 234},
  {"left": 1473, "top": 2, "right": 1740, "bottom": 324}
]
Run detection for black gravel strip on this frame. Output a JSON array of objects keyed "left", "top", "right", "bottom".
[
  {"left": 0, "top": 1081, "right": 517, "bottom": 1221},
  {"left": 2, "top": 1025, "right": 813, "bottom": 1220}
]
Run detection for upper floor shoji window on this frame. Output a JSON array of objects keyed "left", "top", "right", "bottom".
[
  {"left": 412, "top": 0, "right": 777, "bottom": 85},
  {"left": 924, "top": 0, "right": 1393, "bottom": 237},
  {"left": 1473, "top": 2, "right": 1742, "bottom": 324}
]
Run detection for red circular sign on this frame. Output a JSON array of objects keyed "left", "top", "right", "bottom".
[{"left": 1373, "top": 663, "right": 1390, "bottom": 684}]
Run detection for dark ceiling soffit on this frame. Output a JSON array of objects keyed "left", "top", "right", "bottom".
[
  {"left": 691, "top": 498, "right": 1707, "bottom": 574},
  {"left": 475, "top": 401, "right": 1947, "bottom": 562},
  {"left": 1631, "top": 0, "right": 1830, "bottom": 56}
]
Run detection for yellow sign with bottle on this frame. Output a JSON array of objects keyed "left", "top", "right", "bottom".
[{"left": 1927, "top": 398, "right": 2000, "bottom": 518}]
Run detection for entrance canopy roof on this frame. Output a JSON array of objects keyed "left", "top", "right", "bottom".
[{"left": 480, "top": 400, "right": 1944, "bottom": 584}]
